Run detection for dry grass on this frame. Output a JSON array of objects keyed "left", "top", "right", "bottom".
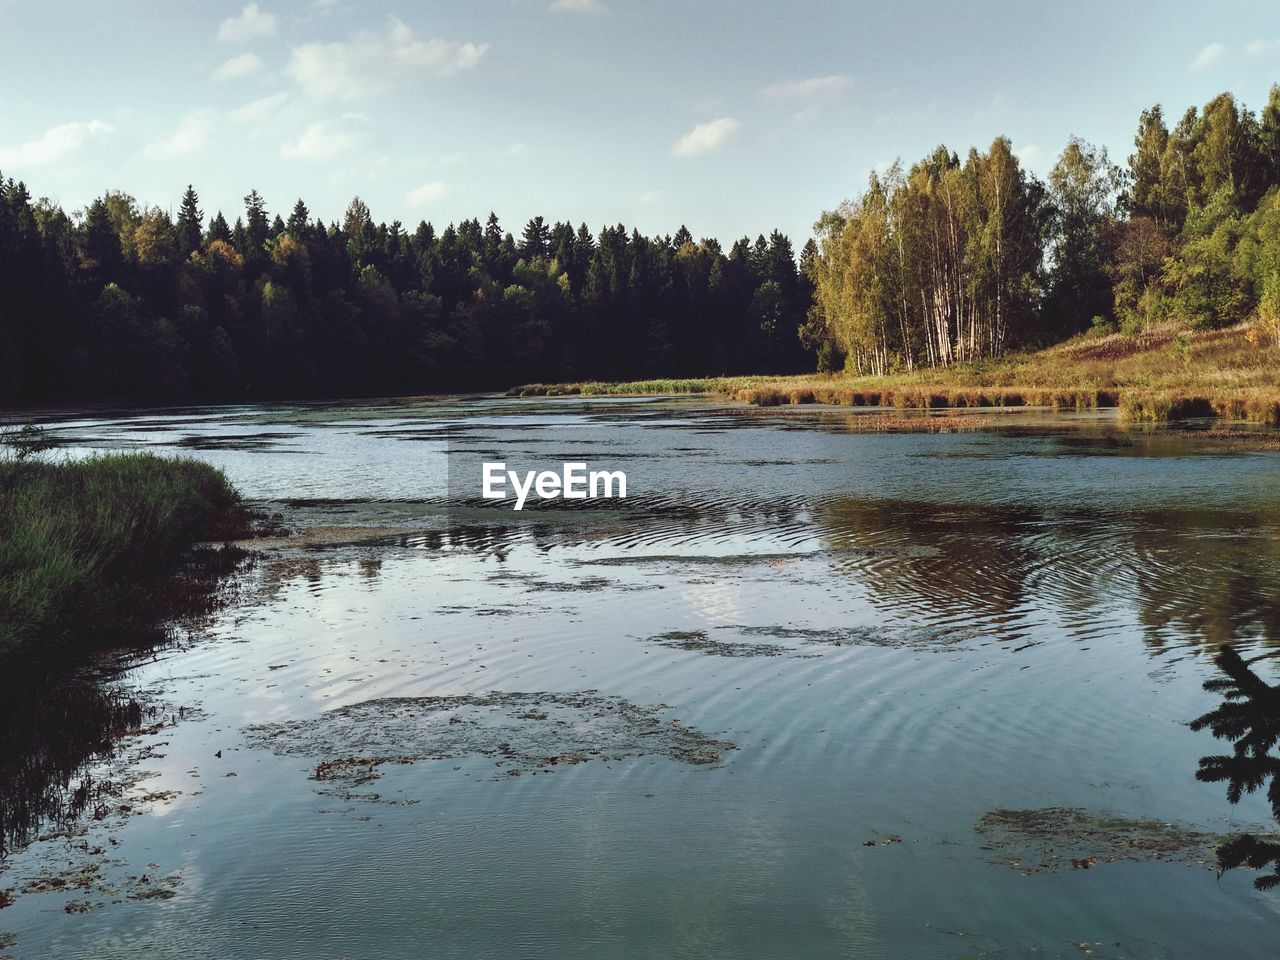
[{"left": 513, "top": 324, "right": 1280, "bottom": 424}]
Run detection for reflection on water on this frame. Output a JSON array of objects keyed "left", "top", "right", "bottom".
[
  {"left": 817, "top": 497, "right": 1280, "bottom": 655},
  {"left": 0, "top": 676, "right": 145, "bottom": 857},
  {"left": 1192, "top": 646, "right": 1280, "bottom": 890},
  {"left": 2, "top": 396, "right": 1280, "bottom": 959},
  {"left": 0, "top": 545, "right": 248, "bottom": 862}
]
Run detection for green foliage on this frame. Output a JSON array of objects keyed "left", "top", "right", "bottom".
[
  {"left": 4, "top": 83, "right": 1280, "bottom": 401},
  {"left": 0, "top": 176, "right": 814, "bottom": 405},
  {"left": 1088, "top": 315, "right": 1116, "bottom": 336},
  {"left": 460, "top": 86, "right": 1280, "bottom": 385},
  {"left": 0, "top": 455, "right": 245, "bottom": 663},
  {"left": 811, "top": 139, "right": 1047, "bottom": 374}
]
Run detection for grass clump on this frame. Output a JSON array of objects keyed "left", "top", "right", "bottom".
[{"left": 0, "top": 453, "right": 249, "bottom": 663}]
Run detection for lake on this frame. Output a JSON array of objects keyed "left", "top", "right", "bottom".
[{"left": 2, "top": 395, "right": 1279, "bottom": 959}]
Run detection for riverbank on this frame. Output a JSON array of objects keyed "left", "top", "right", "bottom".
[
  {"left": 512, "top": 323, "right": 1280, "bottom": 424},
  {"left": 0, "top": 454, "right": 252, "bottom": 666}
]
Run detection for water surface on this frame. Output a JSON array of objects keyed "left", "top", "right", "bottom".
[{"left": 3, "top": 397, "right": 1279, "bottom": 959}]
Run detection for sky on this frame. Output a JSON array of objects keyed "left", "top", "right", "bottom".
[{"left": 1, "top": 1, "right": 1278, "bottom": 247}]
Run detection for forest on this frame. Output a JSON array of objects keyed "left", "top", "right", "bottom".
[
  {"left": 0, "top": 188, "right": 814, "bottom": 404},
  {"left": 807, "top": 85, "right": 1280, "bottom": 374},
  {"left": 2, "top": 85, "right": 1280, "bottom": 405}
]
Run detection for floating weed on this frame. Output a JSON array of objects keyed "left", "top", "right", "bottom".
[
  {"left": 642, "top": 630, "right": 786, "bottom": 658},
  {"left": 243, "top": 692, "right": 737, "bottom": 798},
  {"left": 973, "top": 808, "right": 1245, "bottom": 875},
  {"left": 721, "top": 623, "right": 975, "bottom": 652}
]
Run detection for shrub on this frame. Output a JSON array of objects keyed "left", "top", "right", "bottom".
[{"left": 1089, "top": 315, "right": 1117, "bottom": 337}]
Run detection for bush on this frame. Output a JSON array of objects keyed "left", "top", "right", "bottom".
[{"left": 1089, "top": 315, "right": 1117, "bottom": 336}]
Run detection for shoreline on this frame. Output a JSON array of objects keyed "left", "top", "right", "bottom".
[{"left": 511, "top": 323, "right": 1280, "bottom": 425}]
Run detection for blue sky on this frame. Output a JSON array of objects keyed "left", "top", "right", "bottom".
[{"left": 1, "top": 1, "right": 1278, "bottom": 246}]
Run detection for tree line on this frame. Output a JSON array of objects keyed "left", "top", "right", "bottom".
[
  {"left": 807, "top": 85, "right": 1280, "bottom": 373},
  {"left": 5, "top": 83, "right": 1280, "bottom": 405},
  {"left": 0, "top": 183, "right": 815, "bottom": 404}
]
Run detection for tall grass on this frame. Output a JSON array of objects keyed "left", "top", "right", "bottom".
[
  {"left": 512, "top": 324, "right": 1280, "bottom": 423},
  {"left": 0, "top": 454, "right": 247, "bottom": 663}
]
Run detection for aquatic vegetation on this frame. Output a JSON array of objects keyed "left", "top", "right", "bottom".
[
  {"left": 642, "top": 630, "right": 786, "bottom": 658},
  {"left": 244, "top": 692, "right": 737, "bottom": 795},
  {"left": 0, "top": 454, "right": 252, "bottom": 663},
  {"left": 0, "top": 679, "right": 198, "bottom": 917},
  {"left": 975, "top": 808, "right": 1226, "bottom": 874},
  {"left": 726, "top": 624, "right": 973, "bottom": 651},
  {"left": 524, "top": 576, "right": 626, "bottom": 593},
  {"left": 1191, "top": 647, "right": 1280, "bottom": 890},
  {"left": 9, "top": 857, "right": 183, "bottom": 913},
  {"left": 640, "top": 623, "right": 977, "bottom": 658}
]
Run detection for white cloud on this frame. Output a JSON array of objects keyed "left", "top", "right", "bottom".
[
  {"left": 219, "top": 3, "right": 277, "bottom": 43},
  {"left": 281, "top": 121, "right": 360, "bottom": 160},
  {"left": 672, "top": 117, "right": 739, "bottom": 157},
  {"left": 0, "top": 119, "right": 115, "bottom": 168},
  {"left": 143, "top": 110, "right": 215, "bottom": 158},
  {"left": 229, "top": 92, "right": 290, "bottom": 124},
  {"left": 1013, "top": 144, "right": 1042, "bottom": 168},
  {"left": 550, "top": 0, "right": 604, "bottom": 12},
  {"left": 505, "top": 141, "right": 529, "bottom": 158},
  {"left": 213, "top": 52, "right": 264, "bottom": 80},
  {"left": 406, "top": 181, "right": 449, "bottom": 206},
  {"left": 638, "top": 189, "right": 663, "bottom": 205},
  {"left": 1245, "top": 39, "right": 1280, "bottom": 58},
  {"left": 1191, "top": 42, "right": 1225, "bottom": 71},
  {"left": 760, "top": 74, "right": 852, "bottom": 104},
  {"left": 760, "top": 75, "right": 851, "bottom": 122},
  {"left": 287, "top": 17, "right": 488, "bottom": 100}
]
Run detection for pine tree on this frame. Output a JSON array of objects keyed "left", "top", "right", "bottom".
[
  {"left": 287, "top": 199, "right": 310, "bottom": 239},
  {"left": 243, "top": 190, "right": 270, "bottom": 260},
  {"left": 206, "top": 211, "right": 232, "bottom": 245},
  {"left": 80, "top": 197, "right": 122, "bottom": 289},
  {"left": 483, "top": 212, "right": 504, "bottom": 274},
  {"left": 343, "top": 196, "right": 371, "bottom": 238},
  {"left": 175, "top": 185, "right": 204, "bottom": 259},
  {"left": 520, "top": 216, "right": 549, "bottom": 260}
]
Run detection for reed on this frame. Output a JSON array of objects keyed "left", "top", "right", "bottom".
[
  {"left": 512, "top": 323, "right": 1280, "bottom": 424},
  {"left": 0, "top": 454, "right": 249, "bottom": 663}
]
